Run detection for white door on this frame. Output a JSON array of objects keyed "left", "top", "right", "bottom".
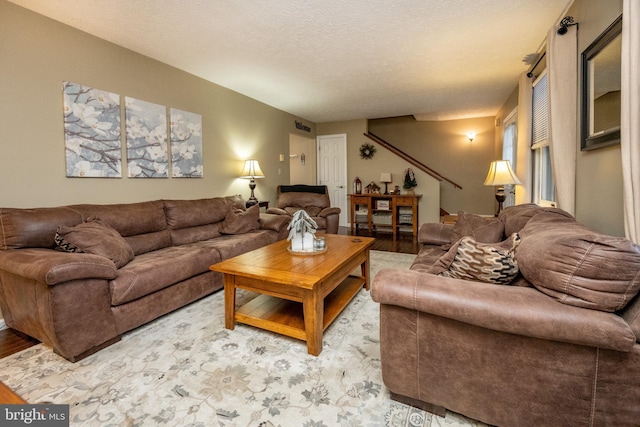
[{"left": 317, "top": 134, "right": 348, "bottom": 227}]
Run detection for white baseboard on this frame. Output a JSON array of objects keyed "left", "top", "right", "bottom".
[{"left": 0, "top": 319, "right": 6, "bottom": 330}]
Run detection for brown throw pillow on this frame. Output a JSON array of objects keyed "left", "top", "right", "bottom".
[
  {"left": 55, "top": 218, "right": 135, "bottom": 268},
  {"left": 450, "top": 212, "right": 504, "bottom": 243},
  {"left": 219, "top": 204, "right": 260, "bottom": 234},
  {"left": 429, "top": 233, "right": 521, "bottom": 285}
]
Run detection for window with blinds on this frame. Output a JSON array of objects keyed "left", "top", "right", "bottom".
[
  {"left": 531, "top": 72, "right": 549, "bottom": 148},
  {"left": 531, "top": 70, "right": 556, "bottom": 206}
]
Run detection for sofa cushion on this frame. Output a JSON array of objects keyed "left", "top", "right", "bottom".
[
  {"left": 55, "top": 219, "right": 135, "bottom": 268},
  {"left": 516, "top": 214, "right": 640, "bottom": 312},
  {"left": 429, "top": 233, "right": 521, "bottom": 285},
  {"left": 219, "top": 204, "right": 260, "bottom": 234},
  {"left": 204, "top": 230, "right": 279, "bottom": 260},
  {"left": 71, "top": 201, "right": 167, "bottom": 237},
  {"left": 109, "top": 244, "right": 221, "bottom": 305},
  {"left": 72, "top": 201, "right": 170, "bottom": 255},
  {"left": 450, "top": 212, "right": 504, "bottom": 244},
  {"left": 0, "top": 206, "right": 83, "bottom": 250},
  {"left": 164, "top": 198, "right": 229, "bottom": 230}
]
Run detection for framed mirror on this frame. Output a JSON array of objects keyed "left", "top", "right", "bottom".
[{"left": 581, "top": 15, "right": 622, "bottom": 151}]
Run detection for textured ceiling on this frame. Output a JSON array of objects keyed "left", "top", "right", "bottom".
[{"left": 8, "top": 0, "right": 573, "bottom": 123}]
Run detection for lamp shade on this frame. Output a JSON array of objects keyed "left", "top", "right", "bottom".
[
  {"left": 380, "top": 172, "right": 392, "bottom": 183},
  {"left": 239, "top": 159, "right": 265, "bottom": 179},
  {"left": 483, "top": 160, "right": 521, "bottom": 186}
]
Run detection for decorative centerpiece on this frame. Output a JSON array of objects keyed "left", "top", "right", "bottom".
[
  {"left": 288, "top": 210, "right": 319, "bottom": 252},
  {"left": 403, "top": 168, "right": 417, "bottom": 193}
]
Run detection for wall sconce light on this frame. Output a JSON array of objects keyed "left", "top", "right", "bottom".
[
  {"left": 289, "top": 153, "right": 305, "bottom": 165},
  {"left": 466, "top": 132, "right": 476, "bottom": 142},
  {"left": 239, "top": 159, "right": 265, "bottom": 207}
]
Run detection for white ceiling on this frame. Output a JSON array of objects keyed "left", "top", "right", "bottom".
[{"left": 9, "top": 0, "right": 573, "bottom": 123}]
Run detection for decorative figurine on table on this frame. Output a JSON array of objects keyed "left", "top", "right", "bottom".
[
  {"left": 364, "top": 182, "right": 381, "bottom": 194},
  {"left": 288, "top": 210, "right": 318, "bottom": 252}
]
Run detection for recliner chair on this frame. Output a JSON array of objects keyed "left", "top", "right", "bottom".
[{"left": 266, "top": 185, "right": 341, "bottom": 234}]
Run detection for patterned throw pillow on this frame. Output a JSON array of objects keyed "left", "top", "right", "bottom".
[{"left": 438, "top": 233, "right": 521, "bottom": 285}]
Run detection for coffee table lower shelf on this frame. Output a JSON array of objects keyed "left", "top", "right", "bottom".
[{"left": 235, "top": 275, "right": 364, "bottom": 344}]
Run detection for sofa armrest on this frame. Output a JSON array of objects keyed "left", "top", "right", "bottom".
[
  {"left": 318, "top": 207, "right": 341, "bottom": 217},
  {"left": 418, "top": 222, "right": 454, "bottom": 245},
  {"left": 0, "top": 248, "right": 118, "bottom": 285},
  {"left": 371, "top": 268, "right": 637, "bottom": 352},
  {"left": 259, "top": 213, "right": 291, "bottom": 232},
  {"left": 265, "top": 207, "right": 289, "bottom": 216}
]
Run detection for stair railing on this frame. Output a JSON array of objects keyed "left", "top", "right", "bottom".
[{"left": 364, "top": 132, "right": 462, "bottom": 189}]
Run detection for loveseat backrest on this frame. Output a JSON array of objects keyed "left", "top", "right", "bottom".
[
  {"left": 276, "top": 185, "right": 331, "bottom": 209},
  {"left": 498, "top": 203, "right": 575, "bottom": 236},
  {"left": 0, "top": 206, "right": 84, "bottom": 250}
]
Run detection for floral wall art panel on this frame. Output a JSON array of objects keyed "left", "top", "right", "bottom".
[
  {"left": 125, "top": 97, "right": 168, "bottom": 178},
  {"left": 63, "top": 81, "right": 122, "bottom": 177},
  {"left": 170, "top": 108, "right": 203, "bottom": 177}
]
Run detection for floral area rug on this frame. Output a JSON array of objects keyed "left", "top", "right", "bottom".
[{"left": 0, "top": 250, "right": 486, "bottom": 427}]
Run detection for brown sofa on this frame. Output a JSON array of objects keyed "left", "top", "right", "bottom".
[
  {"left": 0, "top": 196, "right": 290, "bottom": 362},
  {"left": 371, "top": 204, "right": 640, "bottom": 426},
  {"left": 266, "top": 185, "right": 341, "bottom": 234}
]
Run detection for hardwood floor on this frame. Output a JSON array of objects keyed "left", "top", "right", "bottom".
[
  {"left": 0, "top": 228, "right": 419, "bottom": 360},
  {"left": 339, "top": 226, "right": 420, "bottom": 254},
  {"left": 0, "top": 328, "right": 39, "bottom": 359}
]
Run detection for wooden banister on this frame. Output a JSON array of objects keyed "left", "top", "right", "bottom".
[{"left": 364, "top": 132, "right": 462, "bottom": 189}]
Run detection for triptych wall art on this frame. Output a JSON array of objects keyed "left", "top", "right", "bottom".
[{"left": 63, "top": 82, "right": 203, "bottom": 178}]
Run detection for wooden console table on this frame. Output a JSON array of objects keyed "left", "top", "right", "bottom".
[{"left": 349, "top": 193, "right": 421, "bottom": 238}]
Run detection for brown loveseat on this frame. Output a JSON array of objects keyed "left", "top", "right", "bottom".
[
  {"left": 266, "top": 185, "right": 341, "bottom": 234},
  {"left": 0, "top": 196, "right": 290, "bottom": 362},
  {"left": 371, "top": 204, "right": 640, "bottom": 426}
]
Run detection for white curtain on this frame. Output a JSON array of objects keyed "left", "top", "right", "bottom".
[
  {"left": 621, "top": 0, "right": 640, "bottom": 243},
  {"left": 515, "top": 72, "right": 533, "bottom": 205},
  {"left": 547, "top": 25, "right": 577, "bottom": 215}
]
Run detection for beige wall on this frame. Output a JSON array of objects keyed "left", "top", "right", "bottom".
[
  {"left": 572, "top": 0, "right": 624, "bottom": 237},
  {"left": 0, "top": 1, "right": 314, "bottom": 209},
  {"left": 288, "top": 134, "right": 317, "bottom": 184},
  {"left": 368, "top": 116, "right": 497, "bottom": 216},
  {"left": 317, "top": 119, "right": 441, "bottom": 226}
]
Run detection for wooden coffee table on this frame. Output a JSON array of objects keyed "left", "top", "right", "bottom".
[
  {"left": 0, "top": 381, "right": 26, "bottom": 403},
  {"left": 209, "top": 234, "right": 375, "bottom": 355}
]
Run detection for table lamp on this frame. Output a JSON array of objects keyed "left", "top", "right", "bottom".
[
  {"left": 380, "top": 172, "right": 392, "bottom": 194},
  {"left": 483, "top": 160, "right": 521, "bottom": 216},
  {"left": 240, "top": 159, "right": 265, "bottom": 206}
]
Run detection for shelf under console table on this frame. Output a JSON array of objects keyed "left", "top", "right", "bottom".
[{"left": 349, "top": 193, "right": 421, "bottom": 238}]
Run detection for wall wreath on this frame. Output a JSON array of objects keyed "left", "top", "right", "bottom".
[{"left": 359, "top": 143, "right": 376, "bottom": 159}]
